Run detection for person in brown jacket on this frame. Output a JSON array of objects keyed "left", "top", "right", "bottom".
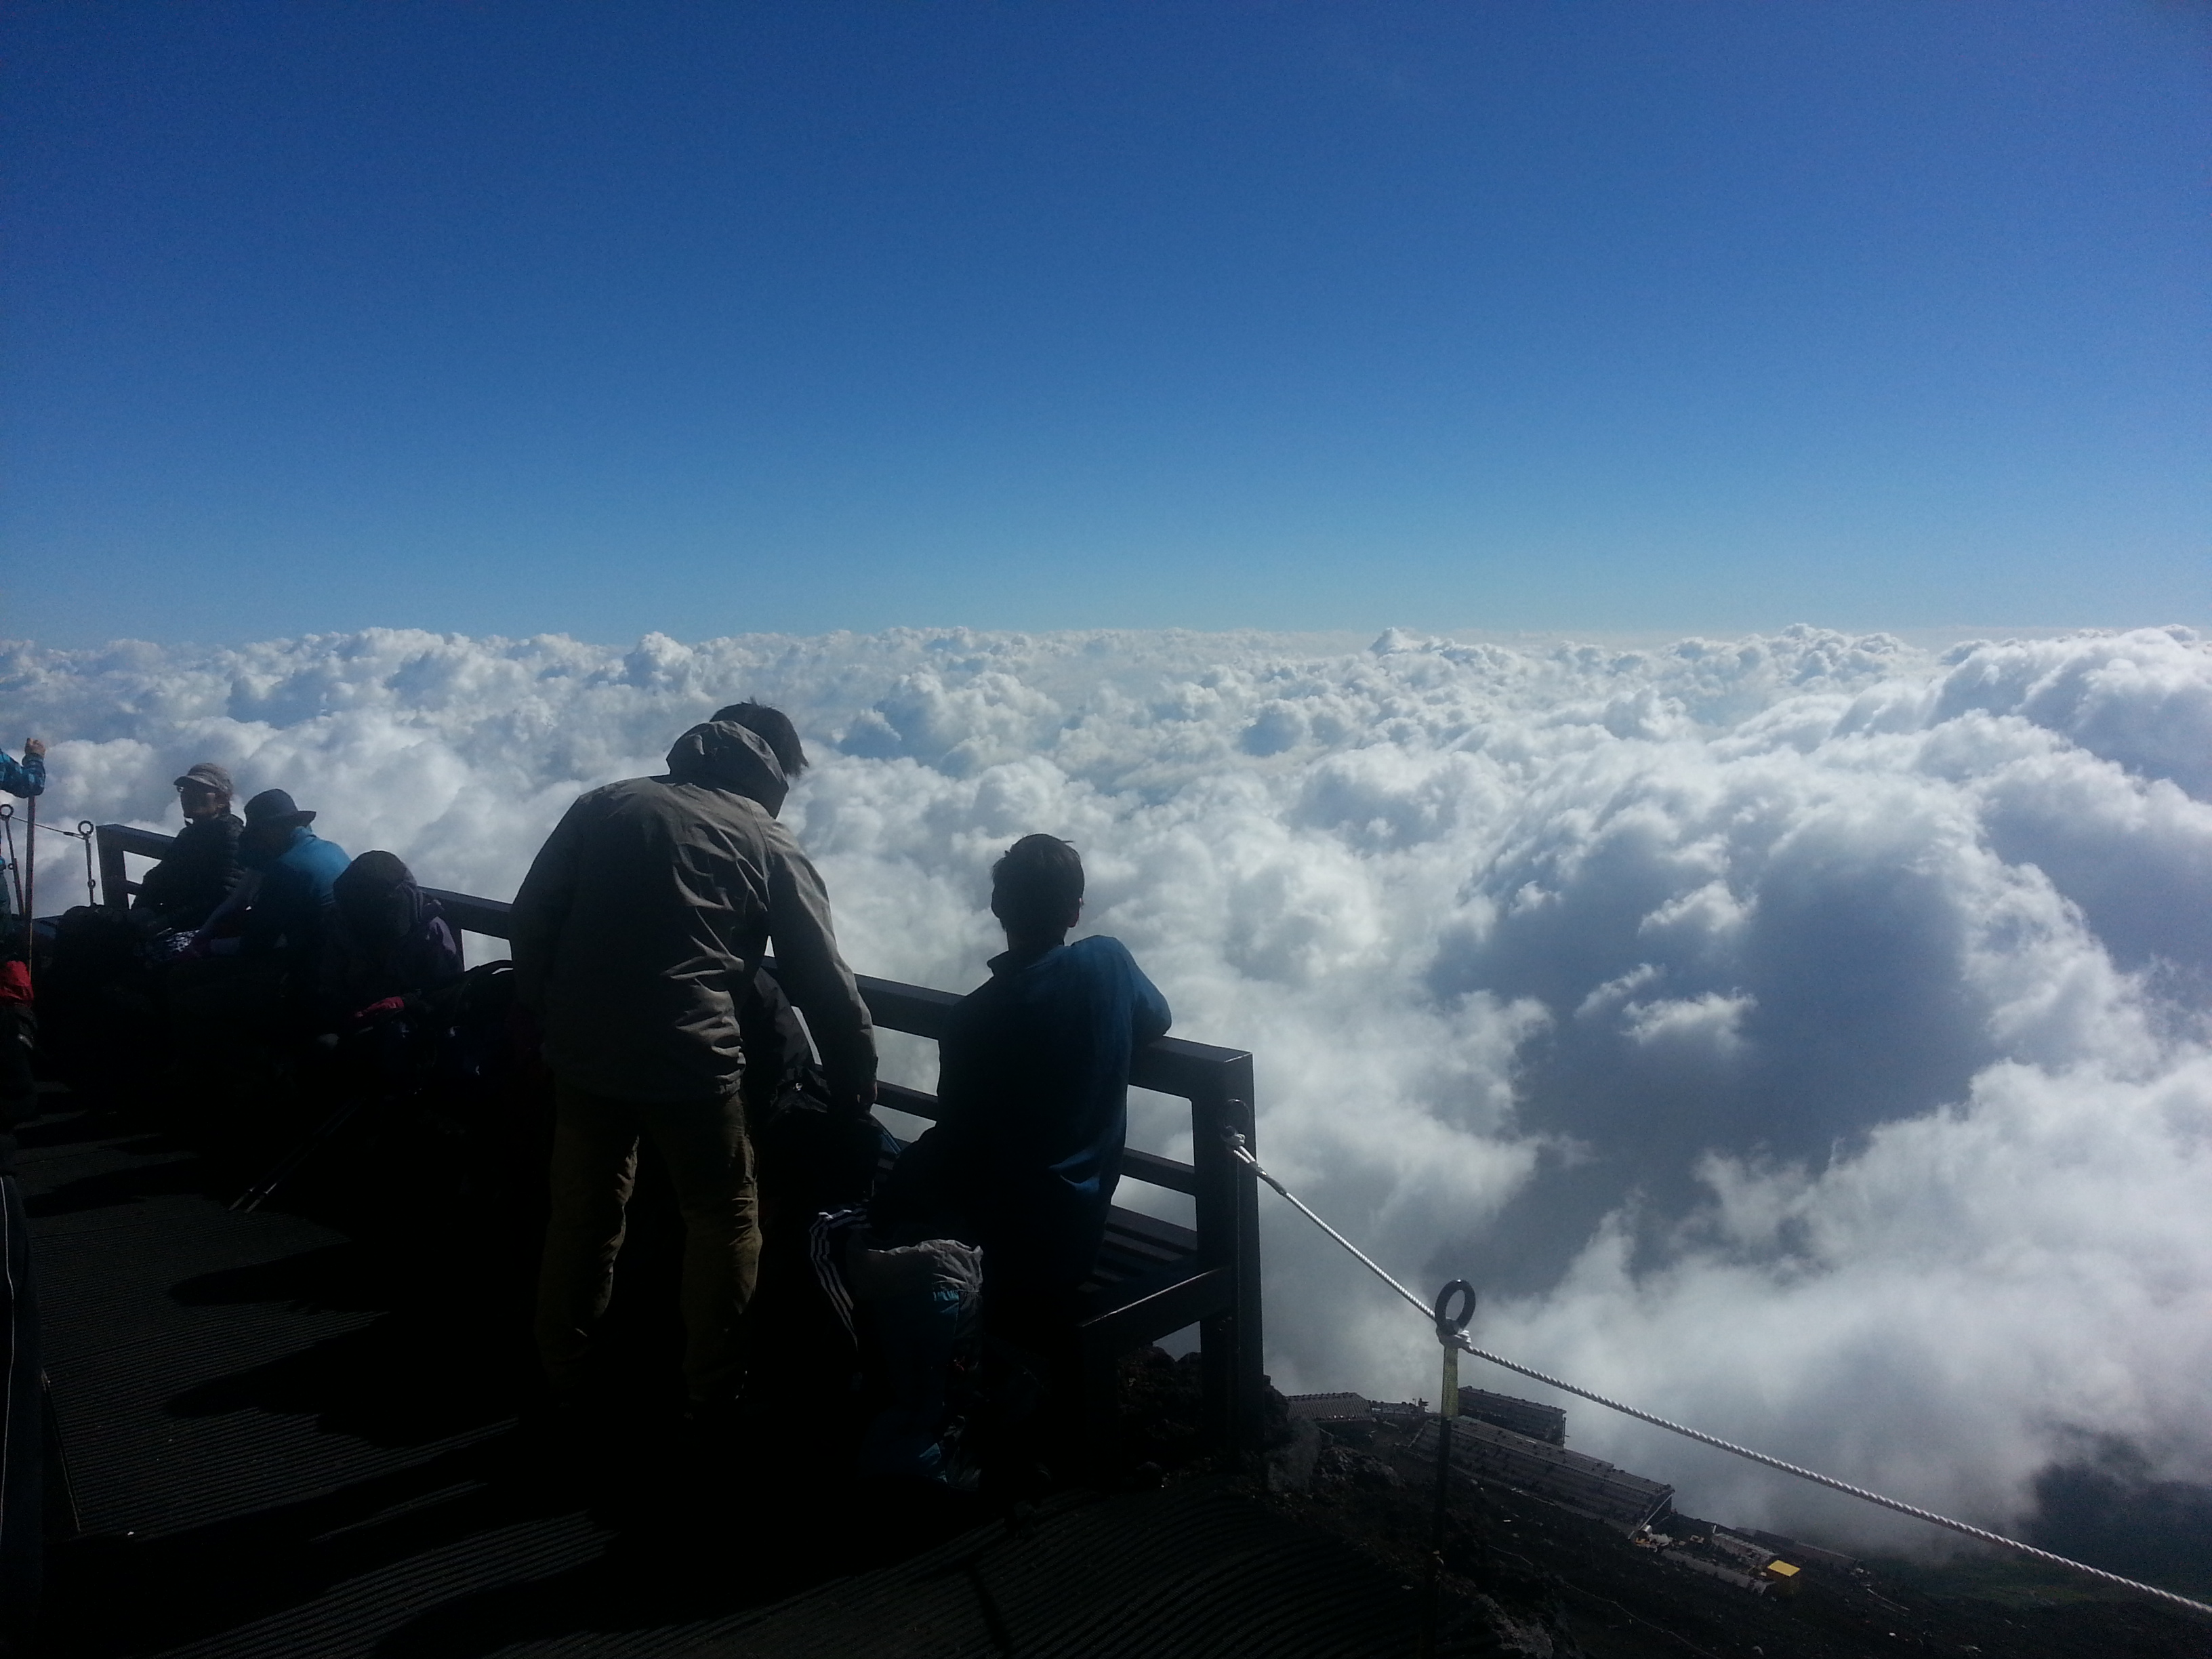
[{"left": 510, "top": 704, "right": 876, "bottom": 1415}]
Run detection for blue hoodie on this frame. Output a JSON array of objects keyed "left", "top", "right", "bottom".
[
  {"left": 920, "top": 934, "right": 1172, "bottom": 1290},
  {"left": 239, "top": 825, "right": 350, "bottom": 960}
]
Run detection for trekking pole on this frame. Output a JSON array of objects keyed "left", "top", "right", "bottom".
[
  {"left": 76, "top": 822, "right": 96, "bottom": 909},
  {"left": 1418, "top": 1280, "right": 1477, "bottom": 1659},
  {"left": 42, "top": 1372, "right": 82, "bottom": 1537},
  {"left": 20, "top": 792, "right": 33, "bottom": 987},
  {"left": 232, "top": 1092, "right": 381, "bottom": 1212},
  {"left": 0, "top": 806, "right": 18, "bottom": 926}
]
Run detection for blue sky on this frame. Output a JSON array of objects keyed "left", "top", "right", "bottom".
[{"left": 4, "top": 1, "right": 2207, "bottom": 647}]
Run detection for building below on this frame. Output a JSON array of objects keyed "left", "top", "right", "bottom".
[
  {"left": 1410, "top": 1415, "right": 1676, "bottom": 1532},
  {"left": 1284, "top": 1385, "right": 1862, "bottom": 1591},
  {"left": 1458, "top": 1385, "right": 1566, "bottom": 1446}
]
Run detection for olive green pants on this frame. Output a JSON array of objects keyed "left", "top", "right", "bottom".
[{"left": 534, "top": 1079, "right": 758, "bottom": 1406}]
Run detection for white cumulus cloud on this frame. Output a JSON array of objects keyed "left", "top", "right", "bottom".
[{"left": 7, "top": 621, "right": 2210, "bottom": 1551}]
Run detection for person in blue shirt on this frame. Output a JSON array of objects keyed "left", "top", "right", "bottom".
[
  {"left": 230, "top": 791, "right": 350, "bottom": 968},
  {"left": 879, "top": 835, "right": 1170, "bottom": 1389},
  {"left": 177, "top": 790, "right": 349, "bottom": 1033}
]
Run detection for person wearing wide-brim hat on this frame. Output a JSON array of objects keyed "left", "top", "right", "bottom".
[
  {"left": 167, "top": 785, "right": 346, "bottom": 1041},
  {"left": 242, "top": 787, "right": 314, "bottom": 832},
  {"left": 187, "top": 787, "right": 348, "bottom": 977},
  {"left": 131, "top": 764, "right": 243, "bottom": 937},
  {"left": 234, "top": 787, "right": 344, "bottom": 943}
]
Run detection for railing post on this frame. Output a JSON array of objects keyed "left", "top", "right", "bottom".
[
  {"left": 95, "top": 827, "right": 131, "bottom": 915},
  {"left": 1191, "top": 1052, "right": 1261, "bottom": 1465}
]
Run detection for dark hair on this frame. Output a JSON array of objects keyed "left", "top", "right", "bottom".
[
  {"left": 991, "top": 834, "right": 1084, "bottom": 934},
  {"left": 334, "top": 851, "right": 421, "bottom": 947},
  {"left": 711, "top": 701, "right": 808, "bottom": 778}
]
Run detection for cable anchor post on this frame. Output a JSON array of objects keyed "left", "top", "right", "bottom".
[
  {"left": 1434, "top": 1279, "right": 1474, "bottom": 1422},
  {"left": 1419, "top": 1279, "right": 1477, "bottom": 1659},
  {"left": 1237, "top": 1115, "right": 2212, "bottom": 1621}
]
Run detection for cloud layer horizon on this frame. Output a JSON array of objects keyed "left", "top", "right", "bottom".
[{"left": 9, "top": 621, "right": 2209, "bottom": 1553}]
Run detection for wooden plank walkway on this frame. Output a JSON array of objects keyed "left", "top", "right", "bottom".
[
  {"left": 697, "top": 1482, "right": 1426, "bottom": 1659},
  {"left": 22, "top": 1103, "right": 1418, "bottom": 1658},
  {"left": 23, "top": 1104, "right": 653, "bottom": 1657}
]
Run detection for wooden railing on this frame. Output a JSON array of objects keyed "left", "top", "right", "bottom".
[{"left": 96, "top": 821, "right": 1266, "bottom": 1460}]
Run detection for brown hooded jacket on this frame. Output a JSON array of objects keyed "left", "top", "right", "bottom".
[{"left": 508, "top": 720, "right": 875, "bottom": 1103}]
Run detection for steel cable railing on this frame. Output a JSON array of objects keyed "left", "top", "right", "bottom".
[
  {"left": 0, "top": 811, "right": 100, "bottom": 916},
  {"left": 1225, "top": 1132, "right": 2212, "bottom": 1622}
]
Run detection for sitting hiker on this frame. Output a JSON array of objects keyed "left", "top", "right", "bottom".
[
  {"left": 318, "top": 851, "right": 464, "bottom": 1076},
  {"left": 173, "top": 790, "right": 349, "bottom": 1033},
  {"left": 876, "top": 834, "right": 1170, "bottom": 1480},
  {"left": 324, "top": 852, "right": 464, "bottom": 1009},
  {"left": 511, "top": 703, "right": 876, "bottom": 1425},
  {"left": 224, "top": 791, "right": 350, "bottom": 966},
  {"left": 131, "top": 763, "right": 243, "bottom": 937}
]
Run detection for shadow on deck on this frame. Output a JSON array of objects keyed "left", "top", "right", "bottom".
[{"left": 26, "top": 1103, "right": 1423, "bottom": 1658}]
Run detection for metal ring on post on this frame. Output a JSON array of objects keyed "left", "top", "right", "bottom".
[
  {"left": 1433, "top": 1279, "right": 1476, "bottom": 1346},
  {"left": 1433, "top": 1279, "right": 1475, "bottom": 1420},
  {"left": 1420, "top": 1278, "right": 1479, "bottom": 1659}
]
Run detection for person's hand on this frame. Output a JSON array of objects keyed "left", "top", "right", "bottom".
[
  {"left": 178, "top": 933, "right": 213, "bottom": 961},
  {"left": 22, "top": 739, "right": 43, "bottom": 759}
]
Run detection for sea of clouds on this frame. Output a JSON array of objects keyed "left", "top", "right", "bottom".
[{"left": 6, "top": 621, "right": 2210, "bottom": 1551}]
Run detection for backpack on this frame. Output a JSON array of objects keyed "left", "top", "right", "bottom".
[{"left": 744, "top": 970, "right": 882, "bottom": 1226}]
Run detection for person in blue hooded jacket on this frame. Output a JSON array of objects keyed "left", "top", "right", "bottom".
[
  {"left": 176, "top": 790, "right": 349, "bottom": 1031},
  {"left": 882, "top": 834, "right": 1171, "bottom": 1328},
  {"left": 230, "top": 791, "right": 350, "bottom": 966},
  {"left": 191, "top": 790, "right": 350, "bottom": 964},
  {"left": 872, "top": 835, "right": 1169, "bottom": 1488}
]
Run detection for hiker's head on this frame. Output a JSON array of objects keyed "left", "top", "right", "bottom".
[
  {"left": 668, "top": 716, "right": 792, "bottom": 817},
  {"left": 991, "top": 835, "right": 1084, "bottom": 945},
  {"left": 239, "top": 788, "right": 314, "bottom": 865},
  {"left": 710, "top": 703, "right": 807, "bottom": 781},
  {"left": 334, "top": 851, "right": 421, "bottom": 950},
  {"left": 173, "top": 762, "right": 234, "bottom": 821}
]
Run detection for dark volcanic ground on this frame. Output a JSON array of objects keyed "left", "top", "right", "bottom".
[
  {"left": 1259, "top": 1412, "right": 2208, "bottom": 1658},
  {"left": 1119, "top": 1349, "right": 2208, "bottom": 1658}
]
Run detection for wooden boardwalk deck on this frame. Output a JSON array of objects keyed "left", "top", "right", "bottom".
[{"left": 24, "top": 1103, "right": 1416, "bottom": 1658}]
